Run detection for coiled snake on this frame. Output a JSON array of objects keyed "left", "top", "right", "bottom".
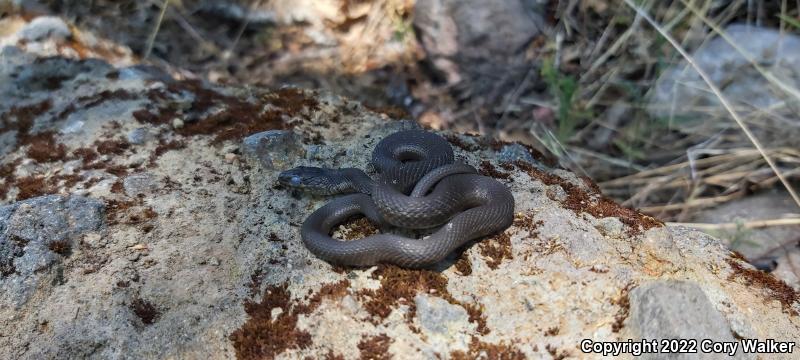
[{"left": 278, "top": 130, "right": 515, "bottom": 268}]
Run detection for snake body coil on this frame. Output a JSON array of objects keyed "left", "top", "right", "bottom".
[{"left": 279, "top": 130, "right": 515, "bottom": 268}]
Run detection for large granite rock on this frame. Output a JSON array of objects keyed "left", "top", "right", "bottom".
[{"left": 0, "top": 18, "right": 798, "bottom": 360}]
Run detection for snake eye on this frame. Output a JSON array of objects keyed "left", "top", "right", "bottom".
[{"left": 290, "top": 175, "right": 302, "bottom": 186}]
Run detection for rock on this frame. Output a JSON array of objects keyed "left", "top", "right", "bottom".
[
  {"left": 497, "top": 143, "right": 541, "bottom": 167},
  {"left": 414, "top": 294, "right": 470, "bottom": 334},
  {"left": 242, "top": 130, "right": 306, "bottom": 170},
  {"left": 0, "top": 195, "right": 104, "bottom": 307},
  {"left": 414, "top": 0, "right": 546, "bottom": 100},
  {"left": 0, "top": 49, "right": 798, "bottom": 359},
  {"left": 17, "top": 16, "right": 71, "bottom": 42},
  {"left": 628, "top": 281, "right": 751, "bottom": 359},
  {"left": 649, "top": 25, "right": 800, "bottom": 145}
]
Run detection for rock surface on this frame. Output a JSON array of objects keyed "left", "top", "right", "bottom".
[{"left": 1, "top": 27, "right": 799, "bottom": 360}]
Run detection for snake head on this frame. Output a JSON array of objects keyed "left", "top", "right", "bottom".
[{"left": 278, "top": 166, "right": 342, "bottom": 195}]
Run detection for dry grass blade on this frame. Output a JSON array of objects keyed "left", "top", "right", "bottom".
[
  {"left": 622, "top": 0, "right": 800, "bottom": 210},
  {"left": 668, "top": 217, "right": 800, "bottom": 230},
  {"left": 143, "top": 0, "right": 169, "bottom": 60}
]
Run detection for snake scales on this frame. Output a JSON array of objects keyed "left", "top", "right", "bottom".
[{"left": 278, "top": 130, "right": 515, "bottom": 268}]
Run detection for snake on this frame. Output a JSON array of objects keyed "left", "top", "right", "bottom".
[{"left": 278, "top": 129, "right": 515, "bottom": 268}]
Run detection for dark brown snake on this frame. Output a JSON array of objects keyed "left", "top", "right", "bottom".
[{"left": 278, "top": 130, "right": 515, "bottom": 268}]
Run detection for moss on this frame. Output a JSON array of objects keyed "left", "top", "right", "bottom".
[
  {"left": 726, "top": 257, "right": 799, "bottom": 316},
  {"left": 76, "top": 89, "right": 137, "bottom": 109},
  {"left": 357, "top": 334, "right": 393, "bottom": 360},
  {"left": 229, "top": 283, "right": 313, "bottom": 360},
  {"left": 546, "top": 344, "right": 568, "bottom": 360},
  {"left": 130, "top": 297, "right": 160, "bottom": 325},
  {"left": 26, "top": 131, "right": 67, "bottom": 163},
  {"left": 135, "top": 83, "right": 316, "bottom": 145},
  {"left": 479, "top": 160, "right": 511, "bottom": 180},
  {"left": 453, "top": 252, "right": 473, "bottom": 276},
  {"left": 544, "top": 326, "right": 559, "bottom": 336},
  {"left": 357, "top": 265, "right": 489, "bottom": 334},
  {"left": 450, "top": 336, "right": 526, "bottom": 360},
  {"left": 95, "top": 138, "right": 131, "bottom": 155},
  {"left": 514, "top": 161, "right": 662, "bottom": 235},
  {"left": 338, "top": 216, "right": 380, "bottom": 240},
  {"left": 479, "top": 230, "right": 513, "bottom": 270},
  {"left": 444, "top": 134, "right": 481, "bottom": 151},
  {"left": 231, "top": 279, "right": 351, "bottom": 359},
  {"left": 47, "top": 240, "right": 71, "bottom": 255},
  {"left": 611, "top": 285, "right": 632, "bottom": 333},
  {"left": 148, "top": 139, "right": 186, "bottom": 167}
]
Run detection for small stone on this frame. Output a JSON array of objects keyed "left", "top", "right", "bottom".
[
  {"left": 224, "top": 153, "right": 237, "bottom": 163},
  {"left": 172, "top": 118, "right": 184, "bottom": 129},
  {"left": 208, "top": 257, "right": 220, "bottom": 266},
  {"left": 242, "top": 130, "right": 305, "bottom": 170}
]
